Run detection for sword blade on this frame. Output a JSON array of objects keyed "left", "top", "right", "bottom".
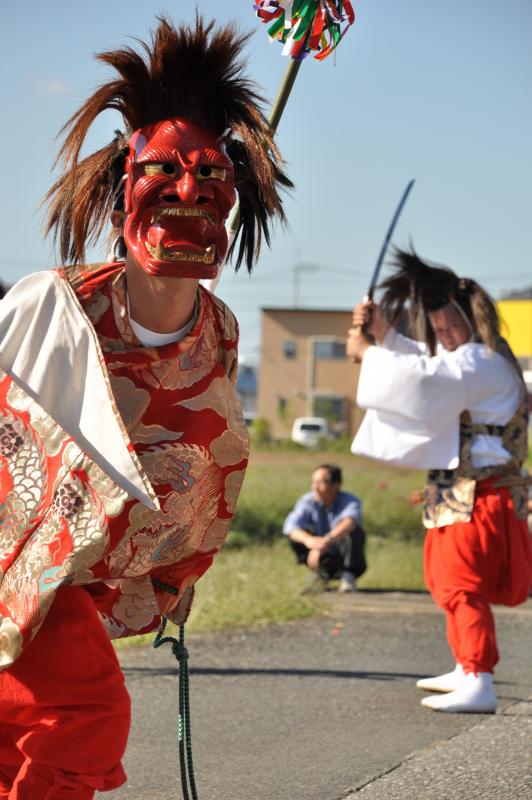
[{"left": 367, "top": 179, "right": 416, "bottom": 300}]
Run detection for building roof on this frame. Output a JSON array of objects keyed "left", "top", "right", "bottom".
[{"left": 500, "top": 287, "right": 532, "bottom": 300}]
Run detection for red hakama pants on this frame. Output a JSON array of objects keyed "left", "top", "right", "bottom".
[
  {"left": 0, "top": 587, "right": 130, "bottom": 799},
  {"left": 424, "top": 479, "right": 532, "bottom": 674}
]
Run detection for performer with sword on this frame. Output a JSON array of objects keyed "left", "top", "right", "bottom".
[{"left": 347, "top": 246, "right": 532, "bottom": 713}]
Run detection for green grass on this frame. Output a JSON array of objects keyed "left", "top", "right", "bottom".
[
  {"left": 187, "top": 540, "right": 322, "bottom": 631},
  {"left": 186, "top": 536, "right": 425, "bottom": 633},
  {"left": 358, "top": 537, "right": 425, "bottom": 590},
  {"left": 229, "top": 448, "right": 425, "bottom": 546}
]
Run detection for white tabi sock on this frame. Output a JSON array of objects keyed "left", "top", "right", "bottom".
[
  {"left": 416, "top": 663, "right": 465, "bottom": 693},
  {"left": 421, "top": 671, "right": 497, "bottom": 713}
]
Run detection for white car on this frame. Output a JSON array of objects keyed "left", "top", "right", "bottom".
[{"left": 291, "top": 417, "right": 331, "bottom": 448}]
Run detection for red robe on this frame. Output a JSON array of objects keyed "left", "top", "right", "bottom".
[{"left": 0, "top": 263, "right": 249, "bottom": 666}]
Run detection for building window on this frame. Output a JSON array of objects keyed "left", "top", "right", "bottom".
[
  {"left": 313, "top": 395, "right": 347, "bottom": 423},
  {"left": 277, "top": 396, "right": 288, "bottom": 419},
  {"left": 314, "top": 340, "right": 346, "bottom": 360},
  {"left": 283, "top": 340, "right": 297, "bottom": 359}
]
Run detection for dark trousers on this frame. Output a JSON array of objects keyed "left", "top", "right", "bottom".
[{"left": 289, "top": 527, "right": 367, "bottom": 579}]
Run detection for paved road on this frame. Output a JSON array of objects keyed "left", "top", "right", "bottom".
[{"left": 99, "top": 592, "right": 532, "bottom": 800}]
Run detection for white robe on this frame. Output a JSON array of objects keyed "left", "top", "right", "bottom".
[
  {"left": 351, "top": 328, "right": 521, "bottom": 469},
  {"left": 0, "top": 270, "right": 158, "bottom": 509}
]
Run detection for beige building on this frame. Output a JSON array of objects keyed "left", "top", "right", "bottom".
[{"left": 257, "top": 307, "right": 362, "bottom": 439}]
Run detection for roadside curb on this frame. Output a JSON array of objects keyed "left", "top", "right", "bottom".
[{"left": 341, "top": 694, "right": 532, "bottom": 799}]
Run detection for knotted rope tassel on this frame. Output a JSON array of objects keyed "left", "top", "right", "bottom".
[{"left": 152, "top": 581, "right": 198, "bottom": 800}]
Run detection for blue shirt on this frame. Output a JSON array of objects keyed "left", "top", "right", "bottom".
[{"left": 283, "top": 491, "right": 362, "bottom": 537}]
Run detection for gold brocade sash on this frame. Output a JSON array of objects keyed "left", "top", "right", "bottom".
[{"left": 423, "top": 338, "right": 529, "bottom": 529}]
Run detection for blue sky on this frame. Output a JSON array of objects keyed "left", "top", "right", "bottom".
[{"left": 1, "top": 0, "right": 531, "bottom": 362}]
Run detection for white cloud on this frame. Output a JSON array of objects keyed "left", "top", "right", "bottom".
[{"left": 25, "top": 71, "right": 71, "bottom": 96}]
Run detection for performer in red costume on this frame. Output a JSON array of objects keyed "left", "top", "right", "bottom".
[
  {"left": 347, "top": 249, "right": 532, "bottom": 714},
  {"left": 0, "top": 16, "right": 290, "bottom": 798}
]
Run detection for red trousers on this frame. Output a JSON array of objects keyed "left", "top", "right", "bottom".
[
  {"left": 424, "top": 480, "right": 532, "bottom": 674},
  {"left": 0, "top": 587, "right": 130, "bottom": 799}
]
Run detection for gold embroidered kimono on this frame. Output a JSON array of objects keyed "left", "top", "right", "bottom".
[{"left": 0, "top": 263, "right": 249, "bottom": 668}]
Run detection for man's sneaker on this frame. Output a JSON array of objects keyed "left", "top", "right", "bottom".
[
  {"left": 338, "top": 573, "right": 356, "bottom": 593},
  {"left": 301, "top": 573, "right": 329, "bottom": 595}
]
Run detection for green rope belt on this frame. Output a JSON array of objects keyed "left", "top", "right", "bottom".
[{"left": 152, "top": 580, "right": 198, "bottom": 800}]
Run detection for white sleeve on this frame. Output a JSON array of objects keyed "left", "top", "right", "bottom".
[
  {"left": 351, "top": 343, "right": 517, "bottom": 469},
  {"left": 356, "top": 345, "right": 467, "bottom": 423},
  {"left": 0, "top": 271, "right": 160, "bottom": 510},
  {"left": 380, "top": 327, "right": 427, "bottom": 356},
  {"left": 352, "top": 345, "right": 466, "bottom": 468}
]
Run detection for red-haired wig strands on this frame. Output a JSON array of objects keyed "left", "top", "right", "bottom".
[{"left": 45, "top": 15, "right": 292, "bottom": 271}]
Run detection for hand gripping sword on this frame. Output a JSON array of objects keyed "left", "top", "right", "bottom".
[{"left": 351, "top": 179, "right": 415, "bottom": 357}]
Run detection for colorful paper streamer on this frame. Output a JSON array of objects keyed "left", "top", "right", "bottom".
[{"left": 254, "top": 0, "right": 355, "bottom": 60}]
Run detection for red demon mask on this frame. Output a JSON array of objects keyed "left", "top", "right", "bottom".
[{"left": 123, "top": 117, "right": 236, "bottom": 279}]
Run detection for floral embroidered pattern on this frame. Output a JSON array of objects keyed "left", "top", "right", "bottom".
[
  {"left": 0, "top": 263, "right": 249, "bottom": 668},
  {"left": 0, "top": 406, "right": 49, "bottom": 570},
  {"left": 0, "top": 423, "right": 24, "bottom": 458},
  {"left": 53, "top": 482, "right": 84, "bottom": 519}
]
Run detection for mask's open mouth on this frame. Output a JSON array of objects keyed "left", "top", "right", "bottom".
[
  {"left": 145, "top": 241, "right": 216, "bottom": 263},
  {"left": 151, "top": 207, "right": 216, "bottom": 225},
  {"left": 144, "top": 206, "right": 218, "bottom": 263}
]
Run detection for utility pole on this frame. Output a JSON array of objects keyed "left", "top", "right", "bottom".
[{"left": 292, "top": 263, "right": 319, "bottom": 307}]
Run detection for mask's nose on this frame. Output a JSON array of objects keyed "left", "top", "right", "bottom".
[
  {"left": 161, "top": 171, "right": 214, "bottom": 205},
  {"left": 158, "top": 172, "right": 198, "bottom": 204},
  {"left": 175, "top": 172, "right": 200, "bottom": 204}
]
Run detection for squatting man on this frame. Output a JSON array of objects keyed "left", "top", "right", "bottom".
[{"left": 283, "top": 464, "right": 367, "bottom": 594}]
